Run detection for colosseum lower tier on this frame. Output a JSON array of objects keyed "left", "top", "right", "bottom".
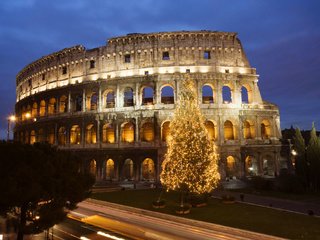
[{"left": 14, "top": 31, "right": 285, "bottom": 183}]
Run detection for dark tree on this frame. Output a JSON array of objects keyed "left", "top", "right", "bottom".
[{"left": 0, "top": 142, "right": 95, "bottom": 240}]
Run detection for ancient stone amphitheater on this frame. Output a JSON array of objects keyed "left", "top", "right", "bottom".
[{"left": 15, "top": 31, "right": 284, "bottom": 183}]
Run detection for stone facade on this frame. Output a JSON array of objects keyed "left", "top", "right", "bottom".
[{"left": 15, "top": 31, "right": 283, "bottom": 183}]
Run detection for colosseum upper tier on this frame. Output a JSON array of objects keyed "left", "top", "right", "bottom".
[{"left": 15, "top": 30, "right": 283, "bottom": 182}]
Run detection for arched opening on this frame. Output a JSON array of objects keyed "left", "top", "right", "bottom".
[
  {"left": 89, "top": 159, "right": 96, "bottom": 177},
  {"left": 243, "top": 120, "right": 255, "bottom": 139},
  {"left": 123, "top": 159, "right": 134, "bottom": 180},
  {"left": 74, "top": 95, "right": 82, "bottom": 112},
  {"left": 90, "top": 93, "right": 98, "bottom": 111},
  {"left": 39, "top": 100, "right": 46, "bottom": 116},
  {"left": 226, "top": 156, "right": 236, "bottom": 177},
  {"left": 48, "top": 98, "right": 56, "bottom": 115},
  {"left": 123, "top": 87, "right": 134, "bottom": 107},
  {"left": 86, "top": 124, "right": 97, "bottom": 144},
  {"left": 47, "top": 128, "right": 55, "bottom": 144},
  {"left": 224, "top": 120, "right": 234, "bottom": 140},
  {"left": 142, "top": 87, "right": 154, "bottom": 105},
  {"left": 70, "top": 125, "right": 81, "bottom": 144},
  {"left": 25, "top": 131, "right": 29, "bottom": 144},
  {"left": 106, "top": 159, "right": 115, "bottom": 180},
  {"left": 261, "top": 120, "right": 271, "bottom": 139},
  {"left": 32, "top": 102, "right": 38, "bottom": 118},
  {"left": 106, "top": 91, "right": 115, "bottom": 108},
  {"left": 38, "top": 129, "right": 44, "bottom": 143},
  {"left": 161, "top": 86, "right": 174, "bottom": 104},
  {"left": 20, "top": 131, "right": 24, "bottom": 143},
  {"left": 58, "top": 127, "right": 66, "bottom": 145},
  {"left": 122, "top": 122, "right": 135, "bottom": 143},
  {"left": 30, "top": 130, "right": 36, "bottom": 144},
  {"left": 59, "top": 95, "right": 68, "bottom": 113},
  {"left": 141, "top": 122, "right": 154, "bottom": 142},
  {"left": 205, "top": 121, "right": 215, "bottom": 141},
  {"left": 102, "top": 123, "right": 115, "bottom": 143},
  {"left": 263, "top": 156, "right": 275, "bottom": 176},
  {"left": 161, "top": 121, "right": 170, "bottom": 142},
  {"left": 142, "top": 158, "right": 155, "bottom": 180},
  {"left": 241, "top": 86, "right": 249, "bottom": 104},
  {"left": 202, "top": 85, "right": 214, "bottom": 104},
  {"left": 245, "top": 156, "right": 258, "bottom": 176},
  {"left": 222, "top": 86, "right": 232, "bottom": 103}
]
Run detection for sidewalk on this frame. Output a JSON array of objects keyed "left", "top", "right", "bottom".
[{"left": 212, "top": 190, "right": 320, "bottom": 216}]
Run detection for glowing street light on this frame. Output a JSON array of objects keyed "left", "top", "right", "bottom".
[{"left": 7, "top": 115, "right": 16, "bottom": 141}]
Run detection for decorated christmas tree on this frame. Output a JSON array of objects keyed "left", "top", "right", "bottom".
[{"left": 160, "top": 76, "right": 220, "bottom": 205}]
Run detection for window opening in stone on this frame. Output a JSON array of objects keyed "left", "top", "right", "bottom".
[
  {"left": 86, "top": 124, "right": 97, "bottom": 144},
  {"left": 102, "top": 123, "right": 115, "bottom": 143},
  {"left": 124, "top": 54, "right": 131, "bottom": 63},
  {"left": 161, "top": 86, "right": 174, "bottom": 104},
  {"left": 224, "top": 120, "right": 234, "bottom": 140},
  {"left": 122, "top": 122, "right": 135, "bottom": 143},
  {"left": 141, "top": 122, "right": 154, "bottom": 142},
  {"left": 75, "top": 95, "right": 82, "bottom": 112},
  {"left": 124, "top": 88, "right": 134, "bottom": 107},
  {"left": 162, "top": 51, "right": 170, "bottom": 60},
  {"left": 161, "top": 121, "right": 170, "bottom": 142},
  {"left": 62, "top": 66, "right": 67, "bottom": 75},
  {"left": 142, "top": 87, "right": 154, "bottom": 105},
  {"left": 70, "top": 125, "right": 81, "bottom": 144},
  {"left": 90, "top": 60, "right": 95, "bottom": 69},
  {"left": 241, "top": 86, "right": 249, "bottom": 103},
  {"left": 202, "top": 85, "right": 214, "bottom": 104},
  {"left": 222, "top": 86, "right": 232, "bottom": 103},
  {"left": 142, "top": 158, "right": 155, "bottom": 180},
  {"left": 106, "top": 91, "right": 115, "bottom": 108},
  {"left": 58, "top": 127, "right": 66, "bottom": 145},
  {"left": 205, "top": 121, "right": 215, "bottom": 140},
  {"left": 106, "top": 159, "right": 115, "bottom": 179},
  {"left": 204, "top": 51, "right": 211, "bottom": 59}
]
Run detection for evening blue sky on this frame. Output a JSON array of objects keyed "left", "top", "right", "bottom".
[{"left": 0, "top": 0, "right": 319, "bottom": 139}]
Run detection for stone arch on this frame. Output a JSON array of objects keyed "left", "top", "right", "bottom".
[
  {"left": 47, "top": 127, "right": 55, "bottom": 144},
  {"left": 123, "top": 87, "right": 134, "bottom": 107},
  {"left": 224, "top": 120, "right": 235, "bottom": 140},
  {"left": 160, "top": 85, "right": 174, "bottom": 104},
  {"left": 74, "top": 94, "right": 82, "bottom": 112},
  {"left": 86, "top": 123, "right": 97, "bottom": 144},
  {"left": 141, "top": 122, "right": 154, "bottom": 142},
  {"left": 89, "top": 92, "right": 98, "bottom": 111},
  {"left": 32, "top": 102, "right": 38, "bottom": 118},
  {"left": 123, "top": 158, "right": 134, "bottom": 180},
  {"left": 202, "top": 84, "right": 214, "bottom": 104},
  {"left": 141, "top": 158, "right": 155, "bottom": 181},
  {"left": 70, "top": 125, "right": 81, "bottom": 144},
  {"left": 89, "top": 159, "right": 97, "bottom": 177},
  {"left": 241, "top": 84, "right": 253, "bottom": 103},
  {"left": 30, "top": 130, "right": 36, "bottom": 144},
  {"left": 245, "top": 155, "right": 258, "bottom": 176},
  {"left": 205, "top": 120, "right": 216, "bottom": 141},
  {"left": 39, "top": 100, "right": 46, "bottom": 116},
  {"left": 141, "top": 86, "right": 154, "bottom": 105},
  {"left": 105, "top": 158, "right": 115, "bottom": 180},
  {"left": 59, "top": 95, "right": 68, "bottom": 113},
  {"left": 261, "top": 119, "right": 272, "bottom": 139},
  {"left": 226, "top": 156, "right": 236, "bottom": 177},
  {"left": 262, "top": 154, "right": 275, "bottom": 176},
  {"left": 103, "top": 89, "right": 115, "bottom": 108},
  {"left": 243, "top": 120, "right": 255, "bottom": 139},
  {"left": 48, "top": 97, "right": 57, "bottom": 115},
  {"left": 121, "top": 122, "right": 135, "bottom": 143},
  {"left": 161, "top": 121, "right": 170, "bottom": 142},
  {"left": 58, "top": 127, "right": 66, "bottom": 145},
  {"left": 222, "top": 85, "right": 232, "bottom": 103},
  {"left": 102, "top": 123, "right": 115, "bottom": 143},
  {"left": 38, "top": 128, "right": 44, "bottom": 143}
]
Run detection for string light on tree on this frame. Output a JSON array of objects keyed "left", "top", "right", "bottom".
[{"left": 160, "top": 75, "right": 220, "bottom": 196}]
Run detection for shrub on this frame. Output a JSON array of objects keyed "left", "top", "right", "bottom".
[{"left": 250, "top": 176, "right": 274, "bottom": 191}]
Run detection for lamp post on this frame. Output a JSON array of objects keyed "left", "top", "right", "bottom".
[{"left": 7, "top": 115, "right": 16, "bottom": 141}]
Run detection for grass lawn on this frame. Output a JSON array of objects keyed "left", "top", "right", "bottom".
[{"left": 92, "top": 189, "right": 320, "bottom": 240}]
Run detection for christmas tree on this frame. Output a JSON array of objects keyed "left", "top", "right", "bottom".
[{"left": 160, "top": 76, "right": 220, "bottom": 201}]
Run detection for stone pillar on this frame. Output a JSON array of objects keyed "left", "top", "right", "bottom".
[
  {"left": 81, "top": 120, "right": 85, "bottom": 146},
  {"left": 98, "top": 85, "right": 102, "bottom": 112},
  {"left": 116, "top": 84, "right": 120, "bottom": 108},
  {"left": 68, "top": 91, "right": 71, "bottom": 112},
  {"left": 96, "top": 115, "right": 100, "bottom": 145},
  {"left": 116, "top": 121, "right": 120, "bottom": 144},
  {"left": 82, "top": 89, "right": 86, "bottom": 112},
  {"left": 135, "top": 117, "right": 139, "bottom": 143},
  {"left": 135, "top": 83, "right": 140, "bottom": 107}
]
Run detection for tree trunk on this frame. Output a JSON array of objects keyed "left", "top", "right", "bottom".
[
  {"left": 180, "top": 191, "right": 184, "bottom": 207},
  {"left": 17, "top": 204, "right": 27, "bottom": 240}
]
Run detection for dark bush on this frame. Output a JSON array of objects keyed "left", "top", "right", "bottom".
[
  {"left": 250, "top": 176, "right": 274, "bottom": 190},
  {"left": 275, "top": 172, "right": 305, "bottom": 194}
]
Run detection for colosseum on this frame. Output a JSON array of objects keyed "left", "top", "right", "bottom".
[{"left": 14, "top": 30, "right": 284, "bottom": 183}]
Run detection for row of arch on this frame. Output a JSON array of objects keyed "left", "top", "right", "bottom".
[
  {"left": 89, "top": 158, "right": 156, "bottom": 181},
  {"left": 18, "top": 84, "right": 252, "bottom": 121},
  {"left": 20, "top": 118, "right": 273, "bottom": 145}
]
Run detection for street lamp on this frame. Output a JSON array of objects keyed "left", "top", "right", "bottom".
[{"left": 7, "top": 115, "right": 16, "bottom": 141}]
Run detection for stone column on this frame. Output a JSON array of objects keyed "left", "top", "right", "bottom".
[
  {"left": 82, "top": 89, "right": 86, "bottom": 112},
  {"left": 96, "top": 115, "right": 100, "bottom": 145},
  {"left": 135, "top": 117, "right": 139, "bottom": 143},
  {"left": 68, "top": 91, "right": 71, "bottom": 112},
  {"left": 98, "top": 85, "right": 102, "bottom": 112},
  {"left": 116, "top": 84, "right": 120, "bottom": 108}
]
